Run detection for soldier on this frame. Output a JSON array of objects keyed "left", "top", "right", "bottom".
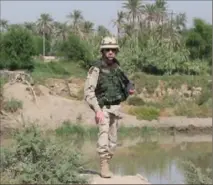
[{"left": 84, "top": 36, "right": 134, "bottom": 178}]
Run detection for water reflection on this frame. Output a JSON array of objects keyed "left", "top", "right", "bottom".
[
  {"left": 83, "top": 138, "right": 212, "bottom": 184},
  {"left": 175, "top": 143, "right": 212, "bottom": 184}
]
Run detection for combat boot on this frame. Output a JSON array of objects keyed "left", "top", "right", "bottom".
[
  {"left": 107, "top": 153, "right": 113, "bottom": 165},
  {"left": 100, "top": 157, "right": 113, "bottom": 178}
]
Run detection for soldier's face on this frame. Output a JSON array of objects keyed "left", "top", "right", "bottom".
[{"left": 103, "top": 48, "right": 117, "bottom": 61}]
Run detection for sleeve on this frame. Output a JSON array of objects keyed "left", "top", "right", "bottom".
[{"left": 84, "top": 66, "right": 101, "bottom": 112}]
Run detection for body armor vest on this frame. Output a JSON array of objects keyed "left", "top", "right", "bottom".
[{"left": 93, "top": 60, "right": 129, "bottom": 107}]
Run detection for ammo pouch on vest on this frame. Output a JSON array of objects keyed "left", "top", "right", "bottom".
[
  {"left": 118, "top": 70, "right": 134, "bottom": 101},
  {"left": 98, "top": 97, "right": 121, "bottom": 108}
]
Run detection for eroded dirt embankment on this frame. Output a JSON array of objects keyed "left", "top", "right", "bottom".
[{"left": 1, "top": 83, "right": 212, "bottom": 135}]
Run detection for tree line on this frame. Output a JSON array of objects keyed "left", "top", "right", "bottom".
[{"left": 0, "top": 0, "right": 212, "bottom": 75}]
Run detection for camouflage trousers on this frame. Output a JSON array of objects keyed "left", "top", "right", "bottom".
[{"left": 96, "top": 109, "right": 119, "bottom": 158}]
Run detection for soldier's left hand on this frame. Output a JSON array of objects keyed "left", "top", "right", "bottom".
[{"left": 129, "top": 89, "right": 135, "bottom": 95}]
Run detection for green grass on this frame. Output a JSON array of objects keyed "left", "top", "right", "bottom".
[
  {"left": 3, "top": 98, "right": 23, "bottom": 113},
  {"left": 55, "top": 121, "right": 157, "bottom": 140},
  {"left": 174, "top": 101, "right": 212, "bottom": 118},
  {"left": 131, "top": 72, "right": 212, "bottom": 94},
  {"left": 128, "top": 106, "right": 160, "bottom": 121},
  {"left": 55, "top": 120, "right": 98, "bottom": 140},
  {"left": 31, "top": 60, "right": 87, "bottom": 83}
]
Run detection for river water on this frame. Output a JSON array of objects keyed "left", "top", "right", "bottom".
[
  {"left": 81, "top": 134, "right": 212, "bottom": 184},
  {"left": 1, "top": 131, "right": 212, "bottom": 184}
]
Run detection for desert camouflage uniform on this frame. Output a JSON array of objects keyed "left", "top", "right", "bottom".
[{"left": 84, "top": 65, "right": 121, "bottom": 159}]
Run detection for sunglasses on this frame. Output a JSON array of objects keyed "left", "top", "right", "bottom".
[{"left": 104, "top": 48, "right": 117, "bottom": 52}]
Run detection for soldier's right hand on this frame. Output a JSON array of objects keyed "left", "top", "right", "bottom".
[{"left": 95, "top": 110, "right": 104, "bottom": 124}]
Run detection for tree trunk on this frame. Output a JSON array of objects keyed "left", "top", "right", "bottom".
[{"left": 43, "top": 25, "right": 46, "bottom": 57}]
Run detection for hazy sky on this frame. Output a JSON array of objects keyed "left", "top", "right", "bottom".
[{"left": 1, "top": 1, "right": 212, "bottom": 33}]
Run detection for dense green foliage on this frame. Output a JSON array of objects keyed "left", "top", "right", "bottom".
[
  {"left": 57, "top": 34, "right": 93, "bottom": 68},
  {"left": 184, "top": 18, "right": 212, "bottom": 63},
  {"left": 0, "top": 0, "right": 211, "bottom": 75},
  {"left": 0, "top": 125, "right": 88, "bottom": 184},
  {"left": 0, "top": 26, "right": 36, "bottom": 70}
]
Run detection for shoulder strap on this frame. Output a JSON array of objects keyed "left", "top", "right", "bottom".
[
  {"left": 113, "top": 58, "right": 120, "bottom": 66},
  {"left": 89, "top": 59, "right": 102, "bottom": 69}
]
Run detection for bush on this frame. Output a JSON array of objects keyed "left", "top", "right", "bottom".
[
  {"left": 3, "top": 98, "right": 23, "bottom": 113},
  {"left": 174, "top": 102, "right": 212, "bottom": 118},
  {"left": 0, "top": 26, "right": 36, "bottom": 71},
  {"left": 0, "top": 125, "right": 88, "bottom": 184},
  {"left": 57, "top": 34, "right": 93, "bottom": 68},
  {"left": 0, "top": 78, "right": 6, "bottom": 113},
  {"left": 33, "top": 35, "right": 50, "bottom": 56},
  {"left": 195, "top": 88, "right": 211, "bottom": 106},
  {"left": 180, "top": 160, "right": 212, "bottom": 184},
  {"left": 128, "top": 106, "right": 160, "bottom": 121},
  {"left": 127, "top": 96, "right": 145, "bottom": 106}
]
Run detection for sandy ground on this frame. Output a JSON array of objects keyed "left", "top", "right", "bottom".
[{"left": 2, "top": 83, "right": 212, "bottom": 133}]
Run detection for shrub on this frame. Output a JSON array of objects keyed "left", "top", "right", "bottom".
[
  {"left": 0, "top": 78, "right": 6, "bottom": 113},
  {"left": 0, "top": 26, "right": 36, "bottom": 71},
  {"left": 180, "top": 160, "right": 212, "bottom": 184},
  {"left": 174, "top": 102, "right": 212, "bottom": 118},
  {"left": 33, "top": 35, "right": 50, "bottom": 56},
  {"left": 128, "top": 106, "right": 160, "bottom": 121},
  {"left": 57, "top": 34, "right": 93, "bottom": 68},
  {"left": 127, "top": 96, "right": 145, "bottom": 106},
  {"left": 0, "top": 125, "right": 88, "bottom": 184},
  {"left": 3, "top": 98, "right": 23, "bottom": 113},
  {"left": 195, "top": 88, "right": 211, "bottom": 106}
]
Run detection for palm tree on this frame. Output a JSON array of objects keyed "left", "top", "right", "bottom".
[
  {"left": 54, "top": 21, "right": 70, "bottom": 41},
  {"left": 122, "top": 0, "right": 144, "bottom": 28},
  {"left": 174, "top": 13, "right": 187, "bottom": 32},
  {"left": 154, "top": 0, "right": 168, "bottom": 25},
  {"left": 36, "top": 13, "right": 53, "bottom": 56},
  {"left": 96, "top": 25, "right": 110, "bottom": 37},
  {"left": 24, "top": 22, "right": 36, "bottom": 34},
  {"left": 0, "top": 19, "right": 9, "bottom": 32},
  {"left": 82, "top": 21, "right": 94, "bottom": 35},
  {"left": 67, "top": 9, "right": 84, "bottom": 34},
  {"left": 112, "top": 11, "right": 126, "bottom": 39},
  {"left": 144, "top": 3, "right": 157, "bottom": 29},
  {"left": 123, "top": 23, "right": 134, "bottom": 37},
  {"left": 155, "top": 0, "right": 167, "bottom": 12}
]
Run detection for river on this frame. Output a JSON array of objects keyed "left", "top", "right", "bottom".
[
  {"left": 1, "top": 130, "right": 212, "bottom": 184},
  {"left": 80, "top": 134, "right": 212, "bottom": 184}
]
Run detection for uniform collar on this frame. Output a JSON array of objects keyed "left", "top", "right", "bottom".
[{"left": 100, "top": 58, "right": 120, "bottom": 67}]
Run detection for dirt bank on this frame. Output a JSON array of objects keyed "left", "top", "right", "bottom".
[{"left": 2, "top": 83, "right": 212, "bottom": 135}]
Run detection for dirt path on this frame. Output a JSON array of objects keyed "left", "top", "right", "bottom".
[
  {"left": 89, "top": 174, "right": 150, "bottom": 184},
  {"left": 2, "top": 83, "right": 212, "bottom": 134}
]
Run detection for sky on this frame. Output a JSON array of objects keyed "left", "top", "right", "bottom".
[{"left": 1, "top": 0, "right": 212, "bottom": 34}]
